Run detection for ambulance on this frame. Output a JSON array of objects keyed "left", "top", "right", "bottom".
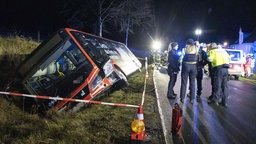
[{"left": 225, "top": 49, "right": 245, "bottom": 80}]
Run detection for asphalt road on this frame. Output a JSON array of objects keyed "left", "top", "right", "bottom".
[{"left": 154, "top": 66, "right": 256, "bottom": 144}]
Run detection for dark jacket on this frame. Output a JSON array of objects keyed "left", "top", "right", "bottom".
[
  {"left": 197, "top": 49, "right": 208, "bottom": 69},
  {"left": 167, "top": 49, "right": 180, "bottom": 75}
]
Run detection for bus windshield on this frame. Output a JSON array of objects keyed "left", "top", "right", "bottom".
[
  {"left": 71, "top": 32, "right": 110, "bottom": 66},
  {"left": 24, "top": 38, "right": 93, "bottom": 99}
]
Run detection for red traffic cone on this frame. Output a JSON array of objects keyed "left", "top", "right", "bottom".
[{"left": 131, "top": 104, "right": 147, "bottom": 141}]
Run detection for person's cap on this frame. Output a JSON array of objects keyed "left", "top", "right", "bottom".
[
  {"left": 186, "top": 38, "right": 195, "bottom": 45},
  {"left": 210, "top": 42, "right": 218, "bottom": 49},
  {"left": 171, "top": 42, "right": 178, "bottom": 48}
]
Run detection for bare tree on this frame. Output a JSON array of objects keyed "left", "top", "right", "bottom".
[
  {"left": 95, "top": 0, "right": 116, "bottom": 36},
  {"left": 57, "top": 0, "right": 97, "bottom": 31},
  {"left": 57, "top": 0, "right": 153, "bottom": 44},
  {"left": 109, "top": 0, "right": 154, "bottom": 46},
  {"left": 57, "top": 0, "right": 115, "bottom": 36}
]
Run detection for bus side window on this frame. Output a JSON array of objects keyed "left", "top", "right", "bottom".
[{"left": 66, "top": 51, "right": 78, "bottom": 65}]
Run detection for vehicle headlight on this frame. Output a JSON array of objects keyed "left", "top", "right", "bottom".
[
  {"left": 92, "top": 75, "right": 103, "bottom": 89},
  {"left": 103, "top": 60, "right": 113, "bottom": 75}
]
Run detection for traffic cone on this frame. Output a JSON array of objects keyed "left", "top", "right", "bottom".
[{"left": 131, "top": 104, "right": 147, "bottom": 142}]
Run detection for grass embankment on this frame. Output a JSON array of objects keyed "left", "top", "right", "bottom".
[
  {"left": 239, "top": 74, "right": 256, "bottom": 84},
  {"left": 0, "top": 36, "right": 38, "bottom": 62},
  {"left": 0, "top": 37, "right": 164, "bottom": 143},
  {"left": 0, "top": 36, "right": 39, "bottom": 90}
]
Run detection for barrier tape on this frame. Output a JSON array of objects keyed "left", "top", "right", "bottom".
[
  {"left": 0, "top": 91, "right": 140, "bottom": 108},
  {"left": 0, "top": 57, "right": 149, "bottom": 109},
  {"left": 140, "top": 57, "right": 148, "bottom": 106},
  {"left": 145, "top": 57, "right": 149, "bottom": 79}
]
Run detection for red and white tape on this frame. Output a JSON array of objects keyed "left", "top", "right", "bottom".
[
  {"left": 0, "top": 91, "right": 139, "bottom": 108},
  {"left": 140, "top": 57, "right": 148, "bottom": 106},
  {"left": 145, "top": 57, "right": 149, "bottom": 79}
]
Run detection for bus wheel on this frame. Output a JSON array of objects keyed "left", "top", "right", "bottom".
[
  {"left": 234, "top": 75, "right": 239, "bottom": 80},
  {"left": 115, "top": 68, "right": 128, "bottom": 89},
  {"left": 118, "top": 69, "right": 128, "bottom": 86}
]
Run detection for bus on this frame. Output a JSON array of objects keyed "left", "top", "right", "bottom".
[{"left": 17, "top": 28, "right": 142, "bottom": 113}]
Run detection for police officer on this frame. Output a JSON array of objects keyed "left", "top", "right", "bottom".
[
  {"left": 195, "top": 42, "right": 208, "bottom": 101},
  {"left": 179, "top": 38, "right": 198, "bottom": 104},
  {"left": 167, "top": 42, "right": 180, "bottom": 99},
  {"left": 187, "top": 42, "right": 208, "bottom": 102},
  {"left": 207, "top": 43, "right": 230, "bottom": 107},
  {"left": 206, "top": 44, "right": 215, "bottom": 101}
]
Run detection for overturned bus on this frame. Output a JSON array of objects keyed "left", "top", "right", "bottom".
[{"left": 17, "top": 28, "right": 142, "bottom": 113}]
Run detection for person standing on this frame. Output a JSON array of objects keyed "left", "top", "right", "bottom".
[
  {"left": 152, "top": 49, "right": 161, "bottom": 70},
  {"left": 179, "top": 38, "right": 198, "bottom": 104},
  {"left": 205, "top": 44, "right": 215, "bottom": 101},
  {"left": 195, "top": 43, "right": 208, "bottom": 101},
  {"left": 167, "top": 42, "right": 180, "bottom": 99},
  {"left": 187, "top": 41, "right": 208, "bottom": 102},
  {"left": 207, "top": 43, "right": 230, "bottom": 107},
  {"left": 244, "top": 55, "right": 252, "bottom": 77}
]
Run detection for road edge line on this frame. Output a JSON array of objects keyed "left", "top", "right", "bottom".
[{"left": 153, "top": 69, "right": 169, "bottom": 144}]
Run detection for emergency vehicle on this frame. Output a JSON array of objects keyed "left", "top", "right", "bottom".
[{"left": 225, "top": 49, "right": 245, "bottom": 80}]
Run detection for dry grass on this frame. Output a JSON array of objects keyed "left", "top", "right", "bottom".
[
  {"left": 0, "top": 36, "right": 38, "bottom": 53},
  {"left": 0, "top": 36, "right": 39, "bottom": 62}
]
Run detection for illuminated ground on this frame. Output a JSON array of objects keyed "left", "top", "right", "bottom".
[{"left": 154, "top": 67, "right": 256, "bottom": 144}]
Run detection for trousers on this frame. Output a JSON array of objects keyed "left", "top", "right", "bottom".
[
  {"left": 196, "top": 68, "right": 203, "bottom": 96},
  {"left": 180, "top": 63, "right": 197, "bottom": 100},
  {"left": 167, "top": 72, "right": 178, "bottom": 96},
  {"left": 212, "top": 67, "right": 229, "bottom": 104}
]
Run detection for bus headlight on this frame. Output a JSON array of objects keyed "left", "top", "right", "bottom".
[
  {"left": 103, "top": 60, "right": 113, "bottom": 75},
  {"left": 92, "top": 75, "right": 103, "bottom": 89}
]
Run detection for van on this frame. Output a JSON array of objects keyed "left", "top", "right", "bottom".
[
  {"left": 225, "top": 49, "right": 245, "bottom": 80},
  {"left": 17, "top": 28, "right": 142, "bottom": 113}
]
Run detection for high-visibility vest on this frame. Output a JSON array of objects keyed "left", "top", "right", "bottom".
[{"left": 208, "top": 48, "right": 230, "bottom": 68}]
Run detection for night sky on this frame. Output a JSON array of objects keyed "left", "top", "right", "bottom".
[
  {"left": 153, "top": 0, "right": 256, "bottom": 45},
  {"left": 1, "top": 0, "right": 256, "bottom": 49}
]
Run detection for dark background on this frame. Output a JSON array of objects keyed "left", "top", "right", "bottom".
[
  {"left": 1, "top": 0, "right": 256, "bottom": 50},
  {"left": 153, "top": 0, "right": 256, "bottom": 45}
]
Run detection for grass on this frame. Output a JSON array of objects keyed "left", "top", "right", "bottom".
[
  {"left": 239, "top": 74, "right": 256, "bottom": 84},
  {"left": 0, "top": 36, "right": 39, "bottom": 90},
  {"left": 0, "top": 36, "right": 39, "bottom": 61},
  {"left": 0, "top": 36, "right": 164, "bottom": 143}
]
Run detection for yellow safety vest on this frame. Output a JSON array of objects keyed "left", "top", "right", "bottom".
[{"left": 208, "top": 49, "right": 230, "bottom": 68}]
